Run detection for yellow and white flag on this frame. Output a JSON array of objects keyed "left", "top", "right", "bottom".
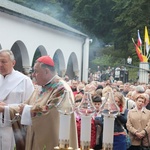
[{"left": 145, "top": 26, "right": 150, "bottom": 55}]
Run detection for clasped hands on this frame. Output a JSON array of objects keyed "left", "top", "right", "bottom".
[
  {"left": 135, "top": 130, "right": 146, "bottom": 139},
  {"left": 0, "top": 103, "right": 44, "bottom": 116}
]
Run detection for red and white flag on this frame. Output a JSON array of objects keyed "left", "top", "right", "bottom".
[{"left": 137, "top": 30, "right": 142, "bottom": 47}]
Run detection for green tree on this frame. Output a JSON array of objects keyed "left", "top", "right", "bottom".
[
  {"left": 112, "top": 0, "right": 150, "bottom": 52},
  {"left": 71, "top": 0, "right": 116, "bottom": 42},
  {"left": 10, "top": 0, "right": 150, "bottom": 68}
]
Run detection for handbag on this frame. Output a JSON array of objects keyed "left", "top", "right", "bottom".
[
  {"left": 125, "top": 130, "right": 131, "bottom": 149},
  {"left": 117, "top": 119, "right": 131, "bottom": 149},
  {"left": 140, "top": 129, "right": 150, "bottom": 150}
]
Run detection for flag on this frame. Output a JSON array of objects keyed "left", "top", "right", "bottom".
[
  {"left": 132, "top": 38, "right": 148, "bottom": 62},
  {"left": 144, "top": 26, "right": 150, "bottom": 55},
  {"left": 135, "top": 43, "right": 144, "bottom": 62},
  {"left": 137, "top": 30, "right": 142, "bottom": 47},
  {"left": 135, "top": 44, "right": 148, "bottom": 62},
  {"left": 142, "top": 55, "right": 148, "bottom": 62}
]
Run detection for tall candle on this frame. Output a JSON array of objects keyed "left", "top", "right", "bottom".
[
  {"left": 81, "top": 115, "right": 91, "bottom": 142},
  {"left": 59, "top": 114, "right": 71, "bottom": 141},
  {"left": 103, "top": 116, "right": 115, "bottom": 148}
]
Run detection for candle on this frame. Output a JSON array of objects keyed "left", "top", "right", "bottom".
[
  {"left": 59, "top": 114, "right": 71, "bottom": 141},
  {"left": 103, "top": 116, "right": 115, "bottom": 148},
  {"left": 81, "top": 115, "right": 91, "bottom": 142}
]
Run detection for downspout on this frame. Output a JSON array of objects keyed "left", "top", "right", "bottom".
[{"left": 81, "top": 38, "right": 86, "bottom": 81}]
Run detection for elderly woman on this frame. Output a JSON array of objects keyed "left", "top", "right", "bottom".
[{"left": 126, "top": 94, "right": 150, "bottom": 150}]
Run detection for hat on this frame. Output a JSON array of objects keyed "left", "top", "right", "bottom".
[{"left": 37, "top": 56, "right": 54, "bottom": 66}]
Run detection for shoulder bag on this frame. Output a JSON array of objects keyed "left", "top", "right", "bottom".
[{"left": 140, "top": 129, "right": 150, "bottom": 150}]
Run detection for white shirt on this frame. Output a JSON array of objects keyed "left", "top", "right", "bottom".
[
  {"left": 127, "top": 57, "right": 132, "bottom": 64},
  {"left": 125, "top": 97, "right": 135, "bottom": 110},
  {"left": 115, "top": 67, "right": 120, "bottom": 78}
]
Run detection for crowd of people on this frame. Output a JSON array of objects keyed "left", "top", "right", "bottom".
[
  {"left": 88, "top": 66, "right": 129, "bottom": 84},
  {"left": 68, "top": 77, "right": 150, "bottom": 150},
  {"left": 0, "top": 49, "right": 150, "bottom": 150}
]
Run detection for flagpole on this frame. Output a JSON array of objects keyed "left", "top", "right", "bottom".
[
  {"left": 132, "top": 38, "right": 135, "bottom": 45},
  {"left": 147, "top": 53, "right": 150, "bottom": 60}
]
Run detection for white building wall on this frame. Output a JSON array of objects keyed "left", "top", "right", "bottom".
[
  {"left": 0, "top": 11, "right": 88, "bottom": 81},
  {"left": 82, "top": 38, "right": 90, "bottom": 82}
]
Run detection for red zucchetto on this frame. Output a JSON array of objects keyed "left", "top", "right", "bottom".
[{"left": 37, "top": 56, "right": 54, "bottom": 66}]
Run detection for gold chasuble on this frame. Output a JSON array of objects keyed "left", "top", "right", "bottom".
[{"left": 10, "top": 75, "right": 78, "bottom": 150}]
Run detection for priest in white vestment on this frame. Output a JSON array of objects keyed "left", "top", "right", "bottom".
[{"left": 0, "top": 50, "right": 34, "bottom": 150}]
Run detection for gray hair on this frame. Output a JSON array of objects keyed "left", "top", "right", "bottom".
[
  {"left": 0, "top": 49, "right": 15, "bottom": 61},
  {"left": 41, "top": 63, "right": 55, "bottom": 72},
  {"left": 135, "top": 85, "right": 145, "bottom": 93}
]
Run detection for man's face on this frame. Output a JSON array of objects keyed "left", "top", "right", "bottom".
[
  {"left": 123, "top": 84, "right": 129, "bottom": 92},
  {"left": 0, "top": 52, "right": 15, "bottom": 76},
  {"left": 32, "top": 62, "right": 47, "bottom": 86},
  {"left": 71, "top": 80, "right": 78, "bottom": 89}
]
